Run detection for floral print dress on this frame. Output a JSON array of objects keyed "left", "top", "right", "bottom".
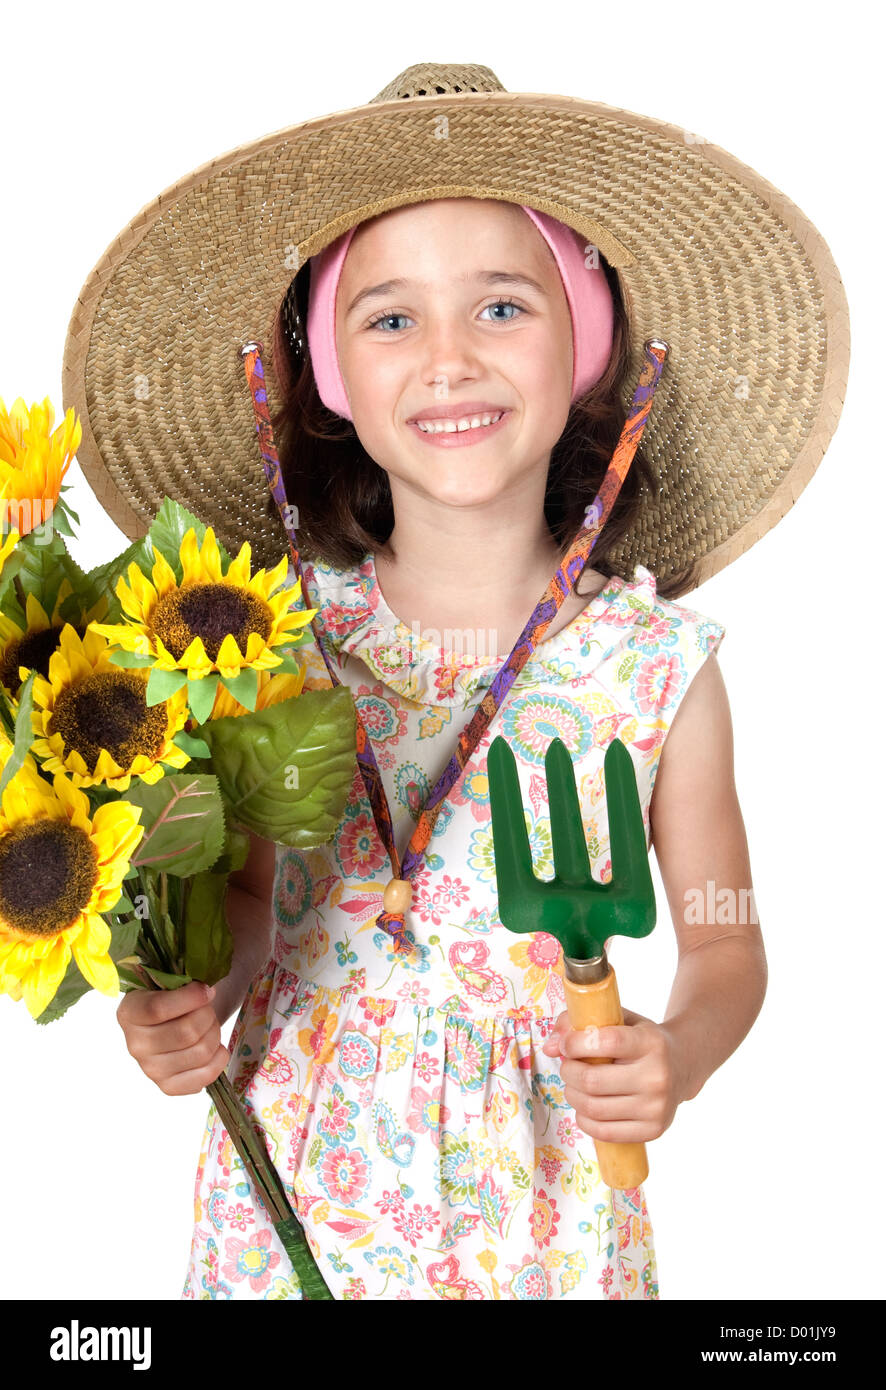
[{"left": 181, "top": 551, "right": 725, "bottom": 1300}]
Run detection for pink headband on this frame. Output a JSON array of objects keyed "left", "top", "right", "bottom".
[{"left": 305, "top": 205, "right": 614, "bottom": 420}]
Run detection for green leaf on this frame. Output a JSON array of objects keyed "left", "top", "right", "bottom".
[
  {"left": 187, "top": 673, "right": 219, "bottom": 724},
  {"left": 57, "top": 593, "right": 84, "bottom": 627},
  {"left": 47, "top": 507, "right": 74, "bottom": 538},
  {"left": 125, "top": 773, "right": 226, "bottom": 876},
  {"left": 32, "top": 956, "right": 94, "bottom": 1024},
  {"left": 106, "top": 885, "right": 144, "bottom": 927},
  {"left": 0, "top": 529, "right": 80, "bottom": 626},
  {"left": 144, "top": 967, "right": 192, "bottom": 990},
  {"left": 0, "top": 543, "right": 25, "bottom": 611},
  {"left": 195, "top": 685, "right": 357, "bottom": 848},
  {"left": 268, "top": 648, "right": 303, "bottom": 677},
  {"left": 111, "top": 911, "right": 142, "bottom": 961},
  {"left": 139, "top": 865, "right": 162, "bottom": 909},
  {"left": 220, "top": 665, "right": 258, "bottom": 711},
  {"left": 0, "top": 670, "right": 36, "bottom": 796},
  {"left": 116, "top": 964, "right": 150, "bottom": 993},
  {"left": 211, "top": 816, "right": 251, "bottom": 876},
  {"left": 83, "top": 534, "right": 156, "bottom": 622},
  {"left": 45, "top": 494, "right": 80, "bottom": 534},
  {"left": 160, "top": 911, "right": 180, "bottom": 965},
  {"left": 146, "top": 664, "right": 188, "bottom": 705},
  {"left": 107, "top": 648, "right": 155, "bottom": 669},
  {"left": 172, "top": 728, "right": 211, "bottom": 759},
  {"left": 182, "top": 870, "right": 234, "bottom": 984},
  {"left": 148, "top": 496, "right": 233, "bottom": 582}
]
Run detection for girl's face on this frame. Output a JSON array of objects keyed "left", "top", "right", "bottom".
[{"left": 334, "top": 198, "right": 574, "bottom": 510}]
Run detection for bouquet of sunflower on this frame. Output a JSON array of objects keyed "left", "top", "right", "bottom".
[{"left": 0, "top": 396, "right": 354, "bottom": 1299}]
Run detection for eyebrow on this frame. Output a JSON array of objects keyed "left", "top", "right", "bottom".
[{"left": 344, "top": 271, "right": 549, "bottom": 317}]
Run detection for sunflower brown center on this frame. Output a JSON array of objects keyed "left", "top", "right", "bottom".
[
  {"left": 0, "top": 819, "right": 98, "bottom": 936},
  {"left": 0, "top": 623, "right": 88, "bottom": 690},
  {"left": 150, "top": 583, "right": 272, "bottom": 662},
  {"left": 47, "top": 671, "right": 168, "bottom": 773}
]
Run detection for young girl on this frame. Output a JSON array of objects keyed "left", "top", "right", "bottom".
[
  {"left": 98, "top": 60, "right": 847, "bottom": 1301},
  {"left": 118, "top": 192, "right": 765, "bottom": 1301}
]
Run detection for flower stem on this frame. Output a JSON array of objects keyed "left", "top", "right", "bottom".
[{"left": 206, "top": 1072, "right": 333, "bottom": 1300}]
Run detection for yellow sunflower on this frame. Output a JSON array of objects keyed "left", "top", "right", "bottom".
[
  {"left": 0, "top": 396, "right": 79, "bottom": 535},
  {"left": 0, "top": 742, "right": 144, "bottom": 1019},
  {"left": 0, "top": 527, "right": 20, "bottom": 575},
  {"left": 207, "top": 664, "right": 307, "bottom": 720},
  {"left": 27, "top": 624, "right": 192, "bottom": 790},
  {"left": 90, "top": 525, "right": 317, "bottom": 683},
  {"left": 0, "top": 581, "right": 109, "bottom": 695}
]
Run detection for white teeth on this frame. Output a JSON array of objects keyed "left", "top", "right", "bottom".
[{"left": 415, "top": 411, "right": 504, "bottom": 434}]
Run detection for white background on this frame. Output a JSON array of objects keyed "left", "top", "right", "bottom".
[{"left": 0, "top": 0, "right": 880, "bottom": 1302}]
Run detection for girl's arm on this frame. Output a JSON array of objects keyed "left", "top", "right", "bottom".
[
  {"left": 210, "top": 830, "right": 277, "bottom": 1029},
  {"left": 650, "top": 653, "right": 767, "bottom": 1103}
]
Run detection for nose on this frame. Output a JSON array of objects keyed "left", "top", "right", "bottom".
[{"left": 419, "top": 311, "right": 484, "bottom": 392}]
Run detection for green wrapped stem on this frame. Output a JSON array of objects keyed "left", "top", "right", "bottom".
[{"left": 207, "top": 1073, "right": 334, "bottom": 1301}]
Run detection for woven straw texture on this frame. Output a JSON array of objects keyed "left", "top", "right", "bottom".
[{"left": 62, "top": 62, "right": 850, "bottom": 592}]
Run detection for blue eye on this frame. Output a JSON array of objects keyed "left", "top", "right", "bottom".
[
  {"left": 481, "top": 300, "right": 523, "bottom": 321},
  {"left": 366, "top": 299, "right": 525, "bottom": 331},
  {"left": 367, "top": 311, "right": 413, "bottom": 332}
]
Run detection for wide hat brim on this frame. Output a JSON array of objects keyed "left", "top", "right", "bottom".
[{"left": 62, "top": 62, "right": 850, "bottom": 593}]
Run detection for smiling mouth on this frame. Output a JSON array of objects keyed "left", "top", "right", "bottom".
[{"left": 411, "top": 410, "right": 507, "bottom": 434}]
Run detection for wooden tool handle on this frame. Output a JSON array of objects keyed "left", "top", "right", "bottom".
[{"left": 563, "top": 965, "right": 649, "bottom": 1190}]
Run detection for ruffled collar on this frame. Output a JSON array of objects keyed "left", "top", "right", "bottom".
[{"left": 300, "top": 550, "right": 659, "bottom": 703}]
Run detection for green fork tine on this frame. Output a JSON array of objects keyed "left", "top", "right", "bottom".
[{"left": 488, "top": 733, "right": 657, "bottom": 1190}]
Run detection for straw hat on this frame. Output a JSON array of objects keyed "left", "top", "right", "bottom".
[{"left": 62, "top": 61, "right": 850, "bottom": 594}]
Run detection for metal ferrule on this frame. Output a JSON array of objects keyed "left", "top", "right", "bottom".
[{"left": 563, "top": 949, "right": 610, "bottom": 984}]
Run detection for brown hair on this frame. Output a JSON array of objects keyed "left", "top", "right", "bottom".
[{"left": 267, "top": 252, "right": 698, "bottom": 601}]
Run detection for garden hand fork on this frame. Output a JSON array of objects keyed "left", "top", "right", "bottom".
[{"left": 488, "top": 734, "right": 656, "bottom": 1189}]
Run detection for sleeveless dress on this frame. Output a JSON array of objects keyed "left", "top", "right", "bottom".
[{"left": 181, "top": 550, "right": 725, "bottom": 1300}]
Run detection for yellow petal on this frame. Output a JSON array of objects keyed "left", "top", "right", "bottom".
[
  {"left": 83, "top": 913, "right": 111, "bottom": 955},
  {"left": 126, "top": 562, "right": 159, "bottom": 617},
  {"left": 179, "top": 529, "right": 201, "bottom": 584},
  {"left": 179, "top": 635, "right": 213, "bottom": 679},
  {"left": 71, "top": 926, "right": 119, "bottom": 996},
  {"left": 225, "top": 541, "right": 253, "bottom": 588},
  {"left": 22, "top": 938, "right": 70, "bottom": 1019},
  {"left": 215, "top": 632, "right": 244, "bottom": 677},
  {"left": 199, "top": 529, "right": 223, "bottom": 583},
  {"left": 244, "top": 631, "right": 266, "bottom": 663},
  {"left": 24, "top": 591, "right": 50, "bottom": 631},
  {"left": 264, "top": 553, "right": 291, "bottom": 596},
  {"left": 151, "top": 635, "right": 182, "bottom": 671}
]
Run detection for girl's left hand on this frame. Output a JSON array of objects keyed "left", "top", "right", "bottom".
[{"left": 540, "top": 1008, "right": 687, "bottom": 1143}]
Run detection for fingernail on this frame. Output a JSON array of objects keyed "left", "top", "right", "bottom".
[
  {"left": 583, "top": 1025, "right": 599, "bottom": 1050},
  {"left": 205, "top": 984, "right": 216, "bottom": 1000}
]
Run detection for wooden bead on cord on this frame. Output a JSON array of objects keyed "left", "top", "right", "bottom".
[{"left": 383, "top": 877, "right": 413, "bottom": 914}]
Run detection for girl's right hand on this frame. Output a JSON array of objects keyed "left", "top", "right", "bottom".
[{"left": 116, "top": 981, "right": 231, "bottom": 1095}]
